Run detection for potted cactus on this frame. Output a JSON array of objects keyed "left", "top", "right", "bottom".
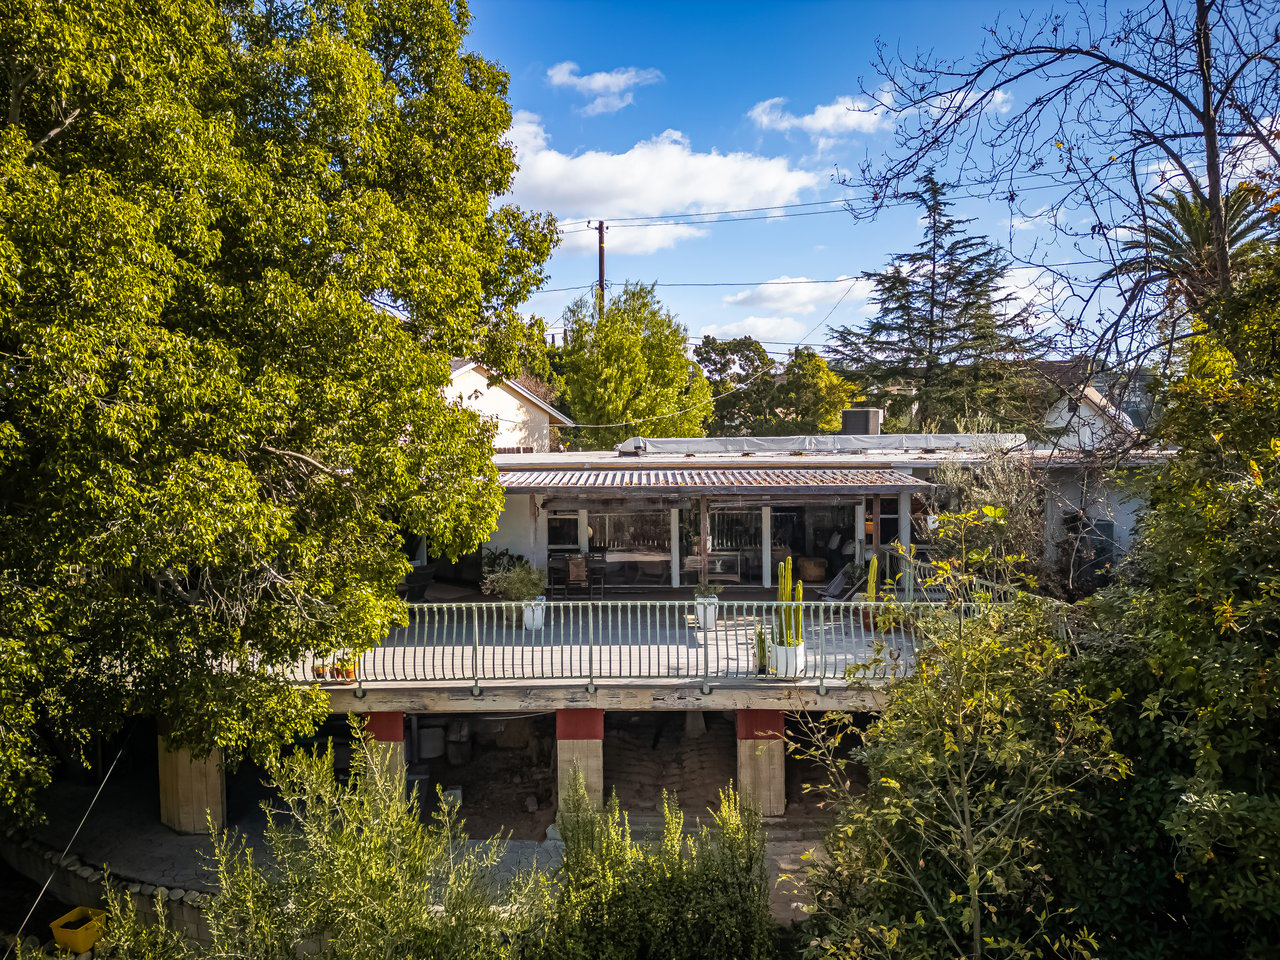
[
  {"left": 769, "top": 557, "right": 806, "bottom": 678},
  {"left": 861, "top": 553, "right": 879, "bottom": 630}
]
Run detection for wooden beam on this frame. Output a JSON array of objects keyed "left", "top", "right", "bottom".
[{"left": 328, "top": 681, "right": 885, "bottom": 715}]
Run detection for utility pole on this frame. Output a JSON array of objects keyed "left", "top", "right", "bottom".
[{"left": 596, "top": 220, "right": 606, "bottom": 319}]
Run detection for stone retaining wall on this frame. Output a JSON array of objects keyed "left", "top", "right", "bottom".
[{"left": 0, "top": 827, "right": 212, "bottom": 946}]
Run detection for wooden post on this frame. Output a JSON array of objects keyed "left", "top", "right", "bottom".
[
  {"left": 157, "top": 737, "right": 225, "bottom": 835},
  {"left": 699, "top": 495, "right": 710, "bottom": 586},
  {"left": 736, "top": 710, "right": 785, "bottom": 816}
]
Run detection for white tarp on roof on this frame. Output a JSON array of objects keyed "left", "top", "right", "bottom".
[{"left": 616, "top": 434, "right": 1026, "bottom": 456}]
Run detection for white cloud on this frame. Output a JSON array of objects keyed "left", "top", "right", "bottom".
[
  {"left": 1010, "top": 205, "right": 1053, "bottom": 231},
  {"left": 748, "top": 95, "right": 893, "bottom": 143},
  {"left": 546, "top": 61, "right": 664, "bottom": 115},
  {"left": 1001, "top": 266, "right": 1062, "bottom": 328},
  {"left": 699, "top": 315, "right": 809, "bottom": 341},
  {"left": 723, "top": 275, "right": 874, "bottom": 315},
  {"left": 508, "top": 112, "right": 821, "bottom": 251}
]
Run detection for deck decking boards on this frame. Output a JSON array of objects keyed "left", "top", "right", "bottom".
[{"left": 295, "top": 601, "right": 918, "bottom": 688}]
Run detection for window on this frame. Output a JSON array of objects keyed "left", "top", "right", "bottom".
[{"left": 548, "top": 514, "right": 580, "bottom": 552}]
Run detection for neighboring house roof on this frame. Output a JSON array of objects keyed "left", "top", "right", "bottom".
[{"left": 450, "top": 360, "right": 574, "bottom": 427}]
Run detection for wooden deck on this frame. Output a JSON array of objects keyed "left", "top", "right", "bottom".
[{"left": 299, "top": 600, "right": 919, "bottom": 698}]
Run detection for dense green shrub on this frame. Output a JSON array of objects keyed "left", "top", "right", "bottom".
[
  {"left": 524, "top": 779, "right": 778, "bottom": 960},
  {"left": 1045, "top": 264, "right": 1280, "bottom": 960},
  {"left": 800, "top": 591, "right": 1127, "bottom": 960},
  {"left": 93, "top": 721, "right": 524, "bottom": 960}
]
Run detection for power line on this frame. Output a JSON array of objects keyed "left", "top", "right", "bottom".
[
  {"left": 554, "top": 166, "right": 1143, "bottom": 230},
  {"left": 548, "top": 277, "right": 864, "bottom": 432},
  {"left": 528, "top": 260, "right": 1108, "bottom": 297},
  {"left": 4, "top": 729, "right": 134, "bottom": 960}
]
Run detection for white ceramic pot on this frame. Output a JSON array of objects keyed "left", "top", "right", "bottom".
[
  {"left": 770, "top": 642, "right": 805, "bottom": 678},
  {"left": 523, "top": 597, "right": 546, "bottom": 630},
  {"left": 695, "top": 596, "right": 718, "bottom": 629}
]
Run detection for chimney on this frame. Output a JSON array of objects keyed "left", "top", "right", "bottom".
[{"left": 840, "top": 408, "right": 883, "bottom": 436}]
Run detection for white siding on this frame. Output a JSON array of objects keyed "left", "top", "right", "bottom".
[
  {"left": 1043, "top": 394, "right": 1134, "bottom": 452},
  {"left": 447, "top": 366, "right": 553, "bottom": 452},
  {"left": 1042, "top": 467, "right": 1141, "bottom": 563}
]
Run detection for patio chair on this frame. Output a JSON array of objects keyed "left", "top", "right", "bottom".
[
  {"left": 821, "top": 561, "right": 866, "bottom": 602},
  {"left": 585, "top": 552, "right": 607, "bottom": 600},
  {"left": 546, "top": 553, "right": 569, "bottom": 600},
  {"left": 566, "top": 555, "right": 589, "bottom": 596},
  {"left": 632, "top": 559, "right": 669, "bottom": 585}
]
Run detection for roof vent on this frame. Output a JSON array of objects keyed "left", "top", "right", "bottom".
[{"left": 840, "top": 408, "right": 883, "bottom": 436}]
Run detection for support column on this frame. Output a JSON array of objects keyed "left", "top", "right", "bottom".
[
  {"left": 699, "top": 495, "right": 711, "bottom": 585},
  {"left": 556, "top": 708, "right": 604, "bottom": 806},
  {"left": 854, "top": 502, "right": 866, "bottom": 564},
  {"left": 762, "top": 506, "right": 772, "bottom": 588},
  {"left": 157, "top": 737, "right": 226, "bottom": 835},
  {"left": 736, "top": 710, "right": 785, "bottom": 817},
  {"left": 670, "top": 508, "right": 681, "bottom": 588},
  {"left": 362, "top": 710, "right": 406, "bottom": 779}
]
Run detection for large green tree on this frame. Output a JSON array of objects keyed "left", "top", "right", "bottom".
[
  {"left": 1050, "top": 258, "right": 1280, "bottom": 959},
  {"left": 802, "top": 519, "right": 1127, "bottom": 960},
  {"left": 0, "top": 0, "right": 555, "bottom": 819},
  {"left": 694, "top": 337, "right": 855, "bottom": 436},
  {"left": 828, "top": 172, "right": 1045, "bottom": 432},
  {"left": 694, "top": 336, "right": 778, "bottom": 436},
  {"left": 555, "top": 283, "right": 711, "bottom": 449}
]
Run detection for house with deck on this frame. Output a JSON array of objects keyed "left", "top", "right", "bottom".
[{"left": 152, "top": 403, "right": 1159, "bottom": 837}]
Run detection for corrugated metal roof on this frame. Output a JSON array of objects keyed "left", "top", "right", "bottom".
[{"left": 498, "top": 467, "right": 929, "bottom": 493}]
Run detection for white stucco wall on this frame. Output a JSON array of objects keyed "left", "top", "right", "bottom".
[
  {"left": 1042, "top": 467, "right": 1142, "bottom": 563},
  {"left": 484, "top": 493, "right": 549, "bottom": 569},
  {"left": 1043, "top": 394, "right": 1133, "bottom": 452},
  {"left": 447, "top": 366, "right": 553, "bottom": 452}
]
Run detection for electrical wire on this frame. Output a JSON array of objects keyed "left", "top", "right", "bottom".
[
  {"left": 554, "top": 165, "right": 1143, "bottom": 231},
  {"left": 529, "top": 277, "right": 865, "bottom": 432},
  {"left": 4, "top": 729, "right": 133, "bottom": 960},
  {"left": 527, "top": 259, "right": 1104, "bottom": 298}
]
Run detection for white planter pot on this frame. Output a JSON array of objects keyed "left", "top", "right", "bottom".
[
  {"left": 695, "top": 596, "right": 718, "bottom": 629},
  {"left": 523, "top": 598, "right": 546, "bottom": 631},
  {"left": 770, "top": 642, "right": 805, "bottom": 678}
]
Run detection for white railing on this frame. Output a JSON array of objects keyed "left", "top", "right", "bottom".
[{"left": 308, "top": 599, "right": 926, "bottom": 694}]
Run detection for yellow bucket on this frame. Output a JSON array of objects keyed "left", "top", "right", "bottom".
[{"left": 50, "top": 906, "right": 107, "bottom": 953}]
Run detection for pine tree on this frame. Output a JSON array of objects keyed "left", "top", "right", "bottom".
[{"left": 829, "top": 172, "right": 1044, "bottom": 432}]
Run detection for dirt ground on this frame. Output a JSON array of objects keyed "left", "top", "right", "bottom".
[{"left": 419, "top": 715, "right": 559, "bottom": 841}]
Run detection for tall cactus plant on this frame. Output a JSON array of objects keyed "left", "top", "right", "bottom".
[{"left": 775, "top": 557, "right": 804, "bottom": 647}]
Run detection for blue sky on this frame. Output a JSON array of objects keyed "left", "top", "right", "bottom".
[{"left": 468, "top": 0, "right": 1059, "bottom": 358}]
